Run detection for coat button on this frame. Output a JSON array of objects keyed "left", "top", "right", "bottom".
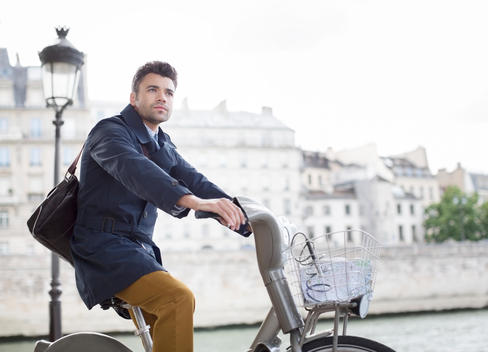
[
  {"left": 143, "top": 211, "right": 148, "bottom": 218},
  {"left": 171, "top": 180, "right": 178, "bottom": 186}
]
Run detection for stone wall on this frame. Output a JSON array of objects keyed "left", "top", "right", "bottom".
[{"left": 0, "top": 242, "right": 487, "bottom": 337}]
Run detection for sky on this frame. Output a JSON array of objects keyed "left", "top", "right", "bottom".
[{"left": 1, "top": 0, "right": 487, "bottom": 173}]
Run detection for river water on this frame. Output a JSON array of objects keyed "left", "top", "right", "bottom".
[{"left": 1, "top": 309, "right": 487, "bottom": 352}]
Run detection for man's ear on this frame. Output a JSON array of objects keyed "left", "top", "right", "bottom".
[{"left": 130, "top": 92, "right": 136, "bottom": 106}]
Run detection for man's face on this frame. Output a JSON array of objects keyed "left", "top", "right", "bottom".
[{"left": 130, "top": 73, "right": 175, "bottom": 130}]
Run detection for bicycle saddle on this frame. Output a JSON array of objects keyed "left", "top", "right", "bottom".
[{"left": 99, "top": 296, "right": 131, "bottom": 320}]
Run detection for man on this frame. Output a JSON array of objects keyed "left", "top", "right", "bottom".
[{"left": 71, "top": 61, "right": 251, "bottom": 352}]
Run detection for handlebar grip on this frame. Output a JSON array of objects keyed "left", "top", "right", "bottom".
[{"left": 195, "top": 210, "right": 220, "bottom": 219}]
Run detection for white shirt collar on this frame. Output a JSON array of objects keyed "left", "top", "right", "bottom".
[{"left": 144, "top": 124, "right": 159, "bottom": 143}]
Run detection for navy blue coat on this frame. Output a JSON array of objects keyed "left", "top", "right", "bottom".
[{"left": 71, "top": 104, "right": 250, "bottom": 309}]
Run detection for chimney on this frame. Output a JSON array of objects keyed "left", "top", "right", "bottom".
[
  {"left": 213, "top": 100, "right": 227, "bottom": 114},
  {"left": 261, "top": 106, "right": 272, "bottom": 115}
]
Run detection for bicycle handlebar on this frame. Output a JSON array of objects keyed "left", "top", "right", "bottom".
[
  {"left": 194, "top": 210, "right": 220, "bottom": 219},
  {"left": 194, "top": 197, "right": 252, "bottom": 236}
]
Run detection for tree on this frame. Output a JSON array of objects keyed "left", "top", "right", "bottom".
[
  {"left": 424, "top": 186, "right": 484, "bottom": 242},
  {"left": 479, "top": 202, "right": 488, "bottom": 238}
]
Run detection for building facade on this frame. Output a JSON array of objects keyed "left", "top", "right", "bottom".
[
  {"left": 0, "top": 49, "right": 91, "bottom": 256},
  {"left": 301, "top": 147, "right": 426, "bottom": 245}
]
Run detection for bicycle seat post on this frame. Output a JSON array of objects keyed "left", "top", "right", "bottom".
[{"left": 127, "top": 305, "right": 153, "bottom": 352}]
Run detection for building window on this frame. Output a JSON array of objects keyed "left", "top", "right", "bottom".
[
  {"left": 30, "top": 147, "right": 42, "bottom": 166},
  {"left": 345, "top": 204, "right": 351, "bottom": 216},
  {"left": 0, "top": 118, "right": 8, "bottom": 133},
  {"left": 429, "top": 187, "right": 434, "bottom": 201},
  {"left": 30, "top": 118, "right": 42, "bottom": 138},
  {"left": 0, "top": 147, "right": 10, "bottom": 167},
  {"left": 410, "top": 204, "right": 415, "bottom": 215},
  {"left": 419, "top": 186, "right": 424, "bottom": 198},
  {"left": 63, "top": 147, "right": 75, "bottom": 166},
  {"left": 325, "top": 225, "right": 332, "bottom": 234},
  {"left": 323, "top": 205, "right": 331, "bottom": 215},
  {"left": 0, "top": 177, "right": 11, "bottom": 196},
  {"left": 307, "top": 174, "right": 312, "bottom": 186},
  {"left": 28, "top": 193, "right": 44, "bottom": 202},
  {"left": 29, "top": 176, "right": 43, "bottom": 194},
  {"left": 397, "top": 203, "right": 402, "bottom": 215},
  {"left": 346, "top": 226, "right": 353, "bottom": 242},
  {"left": 63, "top": 119, "right": 76, "bottom": 139},
  {"left": 0, "top": 210, "right": 8, "bottom": 229},
  {"left": 318, "top": 175, "right": 323, "bottom": 186},
  {"left": 411, "top": 225, "right": 417, "bottom": 242},
  {"left": 0, "top": 241, "right": 9, "bottom": 255},
  {"left": 304, "top": 205, "right": 314, "bottom": 217},
  {"left": 398, "top": 225, "right": 404, "bottom": 242}
]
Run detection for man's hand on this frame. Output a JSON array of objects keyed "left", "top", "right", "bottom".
[{"left": 177, "top": 195, "right": 246, "bottom": 231}]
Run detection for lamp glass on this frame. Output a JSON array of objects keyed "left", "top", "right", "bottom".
[{"left": 41, "top": 61, "right": 80, "bottom": 108}]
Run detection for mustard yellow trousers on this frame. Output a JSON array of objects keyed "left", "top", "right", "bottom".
[{"left": 116, "top": 270, "right": 195, "bottom": 352}]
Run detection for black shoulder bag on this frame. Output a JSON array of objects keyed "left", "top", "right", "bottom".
[{"left": 26, "top": 146, "right": 84, "bottom": 266}]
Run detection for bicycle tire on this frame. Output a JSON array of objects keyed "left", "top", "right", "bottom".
[{"left": 303, "top": 335, "right": 395, "bottom": 352}]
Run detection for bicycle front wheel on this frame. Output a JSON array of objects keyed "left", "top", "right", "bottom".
[{"left": 303, "top": 335, "right": 395, "bottom": 352}]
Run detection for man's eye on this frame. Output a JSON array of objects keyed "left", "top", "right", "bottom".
[{"left": 148, "top": 88, "right": 157, "bottom": 92}]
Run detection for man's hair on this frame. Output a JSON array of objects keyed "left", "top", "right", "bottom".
[{"left": 131, "top": 61, "right": 178, "bottom": 93}]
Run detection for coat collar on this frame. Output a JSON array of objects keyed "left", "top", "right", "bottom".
[
  {"left": 120, "top": 104, "right": 173, "bottom": 147},
  {"left": 120, "top": 104, "right": 153, "bottom": 144}
]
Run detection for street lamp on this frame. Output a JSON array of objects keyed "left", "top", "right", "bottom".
[{"left": 38, "top": 26, "right": 84, "bottom": 341}]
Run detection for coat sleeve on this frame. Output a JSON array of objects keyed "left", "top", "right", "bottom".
[{"left": 87, "top": 119, "right": 192, "bottom": 216}]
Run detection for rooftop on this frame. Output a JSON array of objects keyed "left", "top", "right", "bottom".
[{"left": 166, "top": 102, "right": 292, "bottom": 130}]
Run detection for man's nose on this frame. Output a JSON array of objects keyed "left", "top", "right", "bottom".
[{"left": 157, "top": 91, "right": 167, "bottom": 102}]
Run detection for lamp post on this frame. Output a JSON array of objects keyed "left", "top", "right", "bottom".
[{"left": 38, "top": 27, "right": 84, "bottom": 341}]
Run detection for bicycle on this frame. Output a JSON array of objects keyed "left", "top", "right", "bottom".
[{"left": 34, "top": 196, "right": 395, "bottom": 352}]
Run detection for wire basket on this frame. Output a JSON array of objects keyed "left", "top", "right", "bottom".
[{"left": 283, "top": 229, "right": 381, "bottom": 309}]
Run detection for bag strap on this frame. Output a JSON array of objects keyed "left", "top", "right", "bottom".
[
  {"left": 67, "top": 144, "right": 85, "bottom": 176},
  {"left": 65, "top": 141, "right": 150, "bottom": 178},
  {"left": 141, "top": 144, "right": 150, "bottom": 158}
]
